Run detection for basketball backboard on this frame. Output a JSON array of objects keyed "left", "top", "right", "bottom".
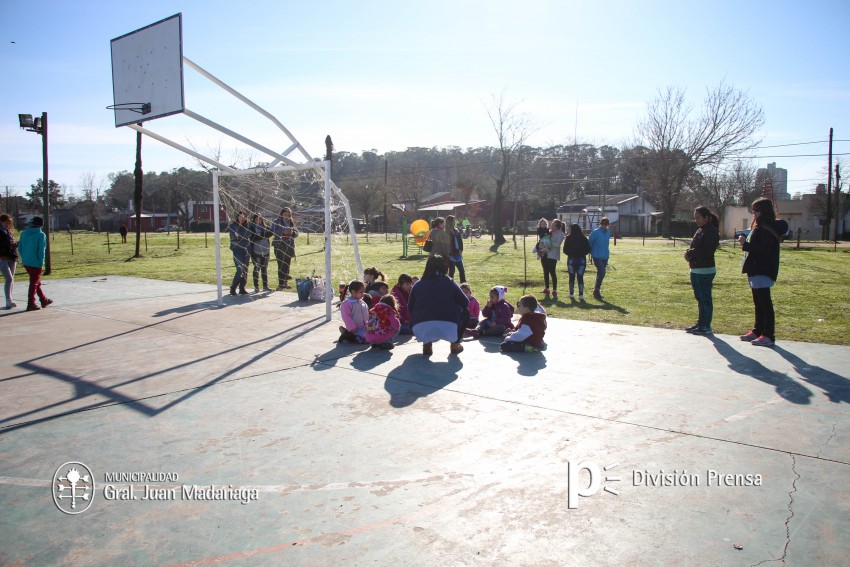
[{"left": 110, "top": 13, "right": 184, "bottom": 127}]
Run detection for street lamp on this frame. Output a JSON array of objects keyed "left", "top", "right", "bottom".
[{"left": 18, "top": 111, "right": 51, "bottom": 274}]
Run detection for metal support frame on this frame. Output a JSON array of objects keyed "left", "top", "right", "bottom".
[{"left": 119, "top": 52, "right": 362, "bottom": 318}]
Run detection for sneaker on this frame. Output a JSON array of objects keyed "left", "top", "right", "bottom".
[
  {"left": 239, "top": 288, "right": 249, "bottom": 295},
  {"left": 690, "top": 327, "right": 713, "bottom": 335},
  {"left": 263, "top": 287, "right": 272, "bottom": 292},
  {"left": 523, "top": 344, "right": 540, "bottom": 353},
  {"left": 751, "top": 335, "right": 775, "bottom": 347},
  {"left": 593, "top": 290, "right": 603, "bottom": 300},
  {"left": 423, "top": 342, "right": 433, "bottom": 356},
  {"left": 551, "top": 290, "right": 558, "bottom": 299},
  {"left": 578, "top": 295, "right": 585, "bottom": 302},
  {"left": 40, "top": 298, "right": 53, "bottom": 308},
  {"left": 739, "top": 331, "right": 758, "bottom": 342},
  {"left": 26, "top": 304, "right": 41, "bottom": 311},
  {"left": 450, "top": 342, "right": 464, "bottom": 354},
  {"left": 253, "top": 287, "right": 260, "bottom": 293},
  {"left": 540, "top": 288, "right": 550, "bottom": 295},
  {"left": 569, "top": 294, "right": 575, "bottom": 299},
  {"left": 684, "top": 323, "right": 700, "bottom": 332},
  {"left": 5, "top": 302, "right": 16, "bottom": 309}
]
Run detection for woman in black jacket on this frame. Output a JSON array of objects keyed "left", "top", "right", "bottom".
[
  {"left": 563, "top": 223, "right": 590, "bottom": 301},
  {"left": 684, "top": 206, "right": 720, "bottom": 334},
  {"left": 739, "top": 198, "right": 789, "bottom": 347}
]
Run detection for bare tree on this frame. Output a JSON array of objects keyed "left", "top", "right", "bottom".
[
  {"left": 636, "top": 82, "right": 764, "bottom": 234},
  {"left": 487, "top": 93, "right": 535, "bottom": 244},
  {"left": 690, "top": 160, "right": 756, "bottom": 220}
]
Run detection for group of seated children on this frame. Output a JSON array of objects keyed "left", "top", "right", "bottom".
[{"left": 338, "top": 267, "right": 546, "bottom": 353}]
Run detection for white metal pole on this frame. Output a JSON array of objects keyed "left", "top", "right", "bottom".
[
  {"left": 324, "top": 161, "right": 333, "bottom": 322},
  {"left": 212, "top": 171, "right": 223, "bottom": 306}
]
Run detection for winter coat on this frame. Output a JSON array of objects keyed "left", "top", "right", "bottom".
[
  {"left": 742, "top": 219, "right": 788, "bottom": 282},
  {"left": 365, "top": 302, "right": 401, "bottom": 344},
  {"left": 589, "top": 227, "right": 611, "bottom": 259},
  {"left": 249, "top": 223, "right": 273, "bottom": 257},
  {"left": 428, "top": 227, "right": 452, "bottom": 259},
  {"left": 563, "top": 233, "right": 590, "bottom": 259},
  {"left": 18, "top": 226, "right": 46, "bottom": 268},
  {"left": 546, "top": 230, "right": 565, "bottom": 261},
  {"left": 408, "top": 274, "right": 469, "bottom": 326},
  {"left": 228, "top": 222, "right": 252, "bottom": 258},
  {"left": 340, "top": 296, "right": 369, "bottom": 331},
  {"left": 0, "top": 226, "right": 17, "bottom": 261},
  {"left": 482, "top": 299, "right": 515, "bottom": 329},
  {"left": 685, "top": 223, "right": 719, "bottom": 269}
]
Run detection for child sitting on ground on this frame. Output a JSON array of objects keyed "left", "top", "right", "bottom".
[
  {"left": 460, "top": 282, "right": 481, "bottom": 335},
  {"left": 365, "top": 295, "right": 401, "bottom": 350},
  {"left": 364, "top": 266, "right": 388, "bottom": 302},
  {"left": 500, "top": 294, "right": 547, "bottom": 353},
  {"left": 477, "top": 285, "right": 514, "bottom": 337},
  {"left": 391, "top": 274, "right": 414, "bottom": 335},
  {"left": 339, "top": 280, "right": 369, "bottom": 343}
]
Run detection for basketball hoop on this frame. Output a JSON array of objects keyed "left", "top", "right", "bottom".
[{"left": 106, "top": 102, "right": 151, "bottom": 115}]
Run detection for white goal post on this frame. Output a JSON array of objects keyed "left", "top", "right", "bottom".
[{"left": 212, "top": 162, "right": 363, "bottom": 319}]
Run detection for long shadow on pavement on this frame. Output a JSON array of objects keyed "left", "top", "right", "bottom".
[
  {"left": 773, "top": 345, "right": 850, "bottom": 404},
  {"left": 706, "top": 334, "right": 814, "bottom": 404}
]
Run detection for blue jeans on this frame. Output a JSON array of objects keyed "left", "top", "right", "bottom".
[
  {"left": 1, "top": 258, "right": 15, "bottom": 306},
  {"left": 690, "top": 272, "right": 716, "bottom": 329},
  {"left": 567, "top": 258, "right": 586, "bottom": 296},
  {"left": 231, "top": 251, "right": 249, "bottom": 292},
  {"left": 449, "top": 258, "right": 466, "bottom": 282},
  {"left": 592, "top": 258, "right": 607, "bottom": 291}
]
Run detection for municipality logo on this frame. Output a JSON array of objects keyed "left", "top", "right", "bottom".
[
  {"left": 567, "top": 460, "right": 621, "bottom": 509},
  {"left": 53, "top": 462, "right": 95, "bottom": 514}
]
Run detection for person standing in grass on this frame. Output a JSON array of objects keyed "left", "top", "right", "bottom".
[
  {"left": 446, "top": 215, "right": 466, "bottom": 282},
  {"left": 588, "top": 217, "right": 611, "bottom": 300},
  {"left": 739, "top": 198, "right": 789, "bottom": 348},
  {"left": 18, "top": 216, "right": 53, "bottom": 311},
  {"left": 684, "top": 206, "right": 720, "bottom": 335},
  {"left": 563, "top": 223, "right": 590, "bottom": 301}
]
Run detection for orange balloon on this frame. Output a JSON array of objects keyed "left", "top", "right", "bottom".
[{"left": 410, "top": 219, "right": 430, "bottom": 246}]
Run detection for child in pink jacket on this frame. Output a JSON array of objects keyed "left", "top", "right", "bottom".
[{"left": 365, "top": 295, "right": 401, "bottom": 350}]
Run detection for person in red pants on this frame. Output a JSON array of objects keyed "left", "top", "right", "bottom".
[{"left": 17, "top": 216, "right": 53, "bottom": 311}]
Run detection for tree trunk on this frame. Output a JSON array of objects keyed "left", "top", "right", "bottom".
[
  {"left": 133, "top": 127, "right": 143, "bottom": 258},
  {"left": 491, "top": 178, "right": 506, "bottom": 244}
]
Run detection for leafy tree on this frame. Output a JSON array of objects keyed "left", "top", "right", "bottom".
[{"left": 27, "top": 179, "right": 66, "bottom": 212}]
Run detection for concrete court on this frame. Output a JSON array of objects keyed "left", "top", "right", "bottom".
[{"left": 0, "top": 276, "right": 848, "bottom": 566}]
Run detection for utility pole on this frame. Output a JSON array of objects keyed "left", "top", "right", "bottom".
[
  {"left": 824, "top": 128, "right": 833, "bottom": 240},
  {"left": 835, "top": 163, "right": 842, "bottom": 242},
  {"left": 383, "top": 159, "right": 388, "bottom": 234}
]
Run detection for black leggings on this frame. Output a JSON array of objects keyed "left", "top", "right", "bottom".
[
  {"left": 542, "top": 258, "right": 558, "bottom": 290},
  {"left": 751, "top": 287, "right": 775, "bottom": 341}
]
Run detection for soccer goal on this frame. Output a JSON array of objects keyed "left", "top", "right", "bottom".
[{"left": 214, "top": 163, "right": 363, "bottom": 319}]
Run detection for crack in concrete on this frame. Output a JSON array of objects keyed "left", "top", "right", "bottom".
[
  {"left": 751, "top": 453, "right": 799, "bottom": 567},
  {"left": 815, "top": 420, "right": 838, "bottom": 459}
]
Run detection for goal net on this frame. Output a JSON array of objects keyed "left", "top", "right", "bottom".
[{"left": 213, "top": 162, "right": 363, "bottom": 319}]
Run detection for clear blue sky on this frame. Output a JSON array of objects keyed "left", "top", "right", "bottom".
[{"left": 2, "top": 0, "right": 848, "bottom": 198}]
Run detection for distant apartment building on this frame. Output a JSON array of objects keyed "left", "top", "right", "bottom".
[{"left": 756, "top": 162, "right": 790, "bottom": 200}]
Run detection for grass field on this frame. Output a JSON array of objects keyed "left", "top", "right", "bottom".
[{"left": 19, "top": 229, "right": 850, "bottom": 346}]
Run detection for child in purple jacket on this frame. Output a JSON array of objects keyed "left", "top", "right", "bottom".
[{"left": 477, "top": 285, "right": 515, "bottom": 337}]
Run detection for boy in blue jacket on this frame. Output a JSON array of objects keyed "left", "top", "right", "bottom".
[{"left": 18, "top": 216, "right": 53, "bottom": 311}]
